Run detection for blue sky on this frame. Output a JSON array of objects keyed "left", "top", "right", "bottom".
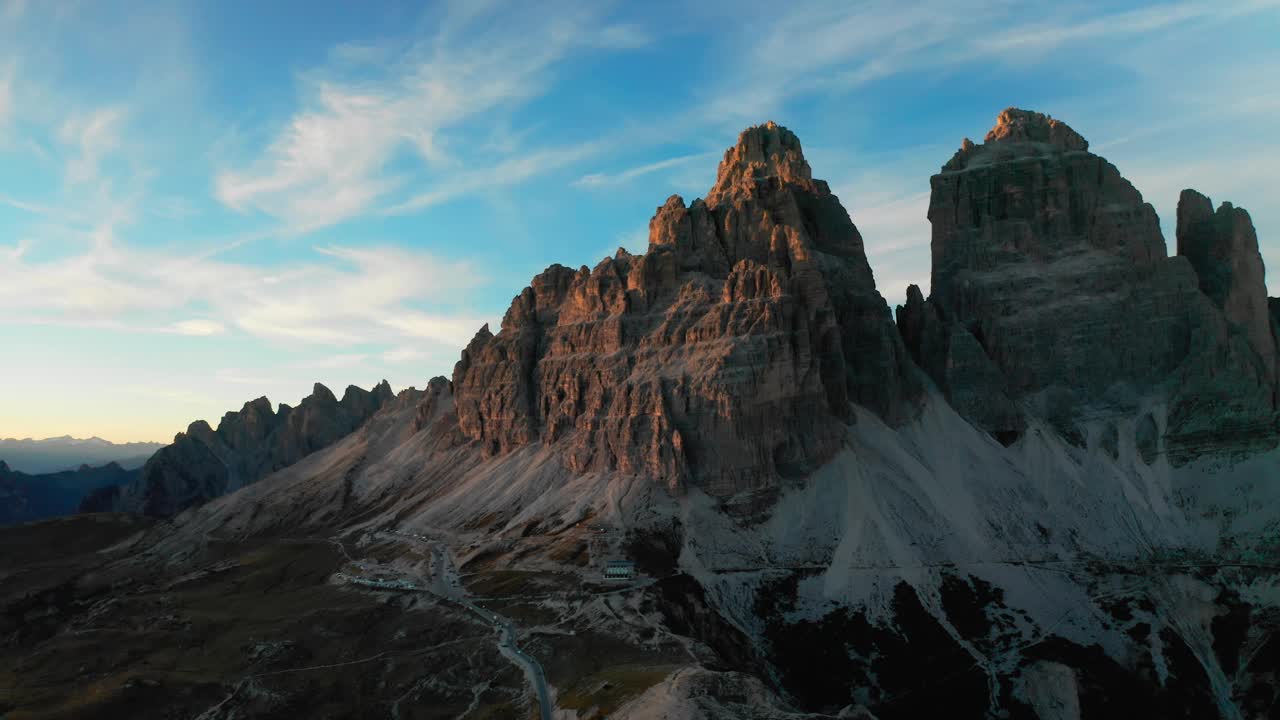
[{"left": 1, "top": 0, "right": 1277, "bottom": 442}]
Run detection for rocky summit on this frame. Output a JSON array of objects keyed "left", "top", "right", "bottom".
[
  {"left": 8, "top": 112, "right": 1280, "bottom": 720},
  {"left": 452, "top": 121, "right": 918, "bottom": 497},
  {"left": 903, "top": 107, "right": 1277, "bottom": 459}
]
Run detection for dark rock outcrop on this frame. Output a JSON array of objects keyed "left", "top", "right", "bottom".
[
  {"left": 1177, "top": 189, "right": 1275, "bottom": 374},
  {"left": 451, "top": 122, "right": 919, "bottom": 496},
  {"left": 88, "top": 381, "right": 395, "bottom": 517},
  {"left": 413, "top": 376, "right": 454, "bottom": 432},
  {"left": 903, "top": 107, "right": 1277, "bottom": 459},
  {"left": 896, "top": 284, "right": 1022, "bottom": 442}
]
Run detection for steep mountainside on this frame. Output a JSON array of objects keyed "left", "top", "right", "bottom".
[
  {"left": 7, "top": 113, "right": 1280, "bottom": 720},
  {"left": 81, "top": 381, "right": 396, "bottom": 517},
  {"left": 453, "top": 121, "right": 918, "bottom": 497},
  {"left": 900, "top": 108, "right": 1276, "bottom": 461}
]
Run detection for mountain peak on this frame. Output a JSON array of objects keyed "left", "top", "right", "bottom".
[
  {"left": 943, "top": 108, "right": 1091, "bottom": 173},
  {"left": 309, "top": 383, "right": 337, "bottom": 404},
  {"left": 983, "top": 107, "right": 1088, "bottom": 151},
  {"left": 706, "top": 121, "right": 812, "bottom": 205}
]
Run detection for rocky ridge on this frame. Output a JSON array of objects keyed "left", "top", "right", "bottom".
[
  {"left": 82, "top": 381, "right": 396, "bottom": 517},
  {"left": 451, "top": 121, "right": 919, "bottom": 496}
]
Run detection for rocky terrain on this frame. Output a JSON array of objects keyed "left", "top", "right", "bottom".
[
  {"left": 3, "top": 111, "right": 1279, "bottom": 720},
  {"left": 453, "top": 121, "right": 917, "bottom": 497},
  {"left": 80, "top": 381, "right": 397, "bottom": 517},
  {"left": 902, "top": 108, "right": 1276, "bottom": 460}
]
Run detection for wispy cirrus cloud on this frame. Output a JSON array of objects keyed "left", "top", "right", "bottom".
[
  {"left": 165, "top": 319, "right": 227, "bottom": 337},
  {"left": 571, "top": 152, "right": 715, "bottom": 189},
  {"left": 387, "top": 140, "right": 606, "bottom": 215},
  {"left": 684, "top": 0, "right": 1280, "bottom": 133},
  {"left": 216, "top": 2, "right": 649, "bottom": 232},
  {"left": 977, "top": 0, "right": 1280, "bottom": 53},
  {"left": 0, "top": 236, "right": 487, "bottom": 348},
  {"left": 59, "top": 107, "right": 125, "bottom": 185},
  {"left": 0, "top": 61, "right": 12, "bottom": 131}
]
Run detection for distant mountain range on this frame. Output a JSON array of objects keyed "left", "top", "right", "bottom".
[
  {"left": 0, "top": 460, "right": 138, "bottom": 525},
  {"left": 0, "top": 436, "right": 163, "bottom": 474}
]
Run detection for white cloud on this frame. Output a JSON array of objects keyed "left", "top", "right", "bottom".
[
  {"left": 166, "top": 319, "right": 227, "bottom": 336},
  {"left": 682, "top": 0, "right": 1280, "bottom": 136},
  {"left": 572, "top": 152, "right": 714, "bottom": 189},
  {"left": 217, "top": 2, "right": 646, "bottom": 232},
  {"left": 0, "top": 61, "right": 12, "bottom": 129},
  {"left": 978, "top": 0, "right": 1280, "bottom": 54},
  {"left": 388, "top": 141, "right": 604, "bottom": 214},
  {"left": 845, "top": 190, "right": 931, "bottom": 259},
  {"left": 382, "top": 346, "right": 430, "bottom": 364},
  {"left": 591, "top": 23, "right": 651, "bottom": 50},
  {"left": 59, "top": 106, "right": 125, "bottom": 185},
  {"left": 1, "top": 238, "right": 29, "bottom": 260},
  {"left": 687, "top": 2, "right": 994, "bottom": 129},
  {"left": 830, "top": 176, "right": 934, "bottom": 308},
  {"left": 0, "top": 237, "right": 489, "bottom": 349},
  {"left": 381, "top": 311, "right": 493, "bottom": 348}
]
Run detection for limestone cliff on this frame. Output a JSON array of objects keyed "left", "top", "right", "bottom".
[
  {"left": 452, "top": 122, "right": 919, "bottom": 495},
  {"left": 1177, "top": 189, "right": 1275, "bottom": 374},
  {"left": 905, "top": 107, "right": 1277, "bottom": 460}
]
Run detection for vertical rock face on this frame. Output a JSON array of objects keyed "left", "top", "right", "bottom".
[
  {"left": 452, "top": 122, "right": 919, "bottom": 496},
  {"left": 1177, "top": 189, "right": 1275, "bottom": 374},
  {"left": 909, "top": 107, "right": 1277, "bottom": 458},
  {"left": 94, "top": 381, "right": 396, "bottom": 517}
]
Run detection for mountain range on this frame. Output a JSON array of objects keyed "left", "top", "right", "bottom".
[
  {"left": 3, "top": 109, "right": 1278, "bottom": 719},
  {"left": 79, "top": 381, "right": 396, "bottom": 517},
  {"left": 0, "top": 460, "right": 137, "bottom": 526},
  {"left": 0, "top": 436, "right": 162, "bottom": 474}
]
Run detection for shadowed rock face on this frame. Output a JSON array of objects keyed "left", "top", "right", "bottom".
[
  {"left": 905, "top": 107, "right": 1278, "bottom": 458},
  {"left": 452, "top": 122, "right": 919, "bottom": 496},
  {"left": 86, "top": 381, "right": 396, "bottom": 517},
  {"left": 1177, "top": 189, "right": 1275, "bottom": 375}
]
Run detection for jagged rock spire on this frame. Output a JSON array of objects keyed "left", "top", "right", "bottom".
[
  {"left": 1177, "top": 189, "right": 1275, "bottom": 374},
  {"left": 706, "top": 121, "right": 814, "bottom": 205},
  {"left": 451, "top": 121, "right": 918, "bottom": 496}
]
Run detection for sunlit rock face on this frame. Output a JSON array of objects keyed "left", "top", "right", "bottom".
[
  {"left": 452, "top": 122, "right": 920, "bottom": 496},
  {"left": 905, "top": 107, "right": 1277, "bottom": 458}
]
